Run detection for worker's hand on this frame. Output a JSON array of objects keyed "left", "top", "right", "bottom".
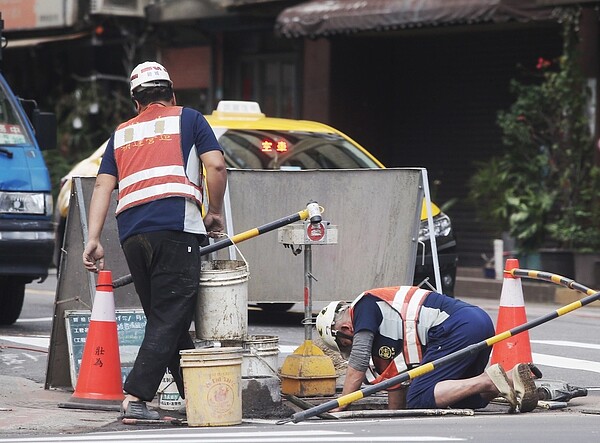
[
  {"left": 83, "top": 240, "right": 105, "bottom": 273},
  {"left": 204, "top": 210, "right": 225, "bottom": 238}
]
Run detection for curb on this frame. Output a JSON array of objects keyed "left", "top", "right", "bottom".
[{"left": 455, "top": 267, "right": 600, "bottom": 308}]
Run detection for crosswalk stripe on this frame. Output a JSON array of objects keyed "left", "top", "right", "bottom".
[
  {"left": 0, "top": 433, "right": 465, "bottom": 443},
  {"left": 16, "top": 317, "right": 53, "bottom": 323},
  {"left": 532, "top": 353, "right": 600, "bottom": 373},
  {"left": 531, "top": 340, "right": 600, "bottom": 350},
  {"left": 0, "top": 335, "right": 50, "bottom": 348}
]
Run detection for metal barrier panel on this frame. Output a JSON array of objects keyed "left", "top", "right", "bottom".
[
  {"left": 46, "top": 177, "right": 137, "bottom": 389},
  {"left": 46, "top": 169, "right": 423, "bottom": 388},
  {"left": 222, "top": 168, "right": 423, "bottom": 303}
]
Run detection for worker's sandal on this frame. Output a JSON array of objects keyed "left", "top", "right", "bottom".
[
  {"left": 486, "top": 363, "right": 518, "bottom": 412},
  {"left": 120, "top": 401, "right": 160, "bottom": 420},
  {"left": 512, "top": 363, "right": 539, "bottom": 413}
]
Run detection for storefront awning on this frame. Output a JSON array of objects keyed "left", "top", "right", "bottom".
[
  {"left": 146, "top": 0, "right": 231, "bottom": 22},
  {"left": 4, "top": 32, "right": 90, "bottom": 49},
  {"left": 276, "top": 0, "right": 558, "bottom": 38}
]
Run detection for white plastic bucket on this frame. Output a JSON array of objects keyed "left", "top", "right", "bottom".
[
  {"left": 195, "top": 260, "right": 249, "bottom": 341},
  {"left": 242, "top": 335, "right": 279, "bottom": 378},
  {"left": 157, "top": 369, "right": 183, "bottom": 411},
  {"left": 180, "top": 347, "right": 244, "bottom": 427}
]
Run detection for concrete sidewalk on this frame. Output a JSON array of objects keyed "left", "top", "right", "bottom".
[
  {"left": 0, "top": 375, "right": 118, "bottom": 437},
  {"left": 455, "top": 267, "right": 600, "bottom": 306}
]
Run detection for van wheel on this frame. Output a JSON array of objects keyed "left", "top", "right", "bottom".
[{"left": 0, "top": 277, "right": 26, "bottom": 325}]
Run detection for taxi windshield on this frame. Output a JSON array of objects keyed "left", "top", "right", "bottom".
[
  {"left": 0, "top": 81, "right": 32, "bottom": 146},
  {"left": 216, "top": 129, "right": 380, "bottom": 170}
]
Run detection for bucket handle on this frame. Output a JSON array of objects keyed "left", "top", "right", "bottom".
[
  {"left": 210, "top": 231, "right": 248, "bottom": 266},
  {"left": 248, "top": 348, "right": 279, "bottom": 376},
  {"left": 204, "top": 232, "right": 249, "bottom": 279}
]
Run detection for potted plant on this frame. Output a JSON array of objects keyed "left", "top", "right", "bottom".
[
  {"left": 546, "top": 164, "right": 600, "bottom": 286},
  {"left": 469, "top": 8, "right": 600, "bottom": 278},
  {"left": 468, "top": 155, "right": 554, "bottom": 263}
]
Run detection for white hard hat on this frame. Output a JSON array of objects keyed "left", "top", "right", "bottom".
[
  {"left": 130, "top": 61, "right": 173, "bottom": 95},
  {"left": 315, "top": 301, "right": 347, "bottom": 353}
]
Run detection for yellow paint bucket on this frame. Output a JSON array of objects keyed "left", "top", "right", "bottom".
[{"left": 180, "top": 347, "right": 244, "bottom": 426}]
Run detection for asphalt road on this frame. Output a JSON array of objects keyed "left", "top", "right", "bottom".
[
  {"left": 1, "top": 273, "right": 599, "bottom": 442},
  {"left": 0, "top": 271, "right": 310, "bottom": 385}
]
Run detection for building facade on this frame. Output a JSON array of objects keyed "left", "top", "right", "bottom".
[{"left": 1, "top": 0, "right": 598, "bottom": 266}]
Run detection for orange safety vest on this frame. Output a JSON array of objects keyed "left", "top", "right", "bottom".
[
  {"left": 113, "top": 104, "right": 203, "bottom": 215},
  {"left": 350, "top": 286, "right": 431, "bottom": 385}
]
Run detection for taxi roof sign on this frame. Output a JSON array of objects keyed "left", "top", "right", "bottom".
[
  {"left": 212, "top": 101, "right": 265, "bottom": 121},
  {"left": 216, "top": 101, "right": 263, "bottom": 114}
]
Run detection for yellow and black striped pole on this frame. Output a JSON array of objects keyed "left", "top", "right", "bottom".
[
  {"left": 199, "top": 208, "right": 312, "bottom": 256},
  {"left": 113, "top": 203, "right": 317, "bottom": 288},
  {"left": 278, "top": 268, "right": 600, "bottom": 424}
]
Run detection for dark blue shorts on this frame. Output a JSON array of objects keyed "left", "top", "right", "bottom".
[{"left": 406, "top": 305, "right": 495, "bottom": 409}]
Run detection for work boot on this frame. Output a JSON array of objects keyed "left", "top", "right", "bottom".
[
  {"left": 512, "top": 363, "right": 539, "bottom": 413},
  {"left": 120, "top": 401, "right": 161, "bottom": 420},
  {"left": 486, "top": 363, "right": 518, "bottom": 412}
]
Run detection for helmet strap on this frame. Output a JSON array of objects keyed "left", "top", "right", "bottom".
[{"left": 334, "top": 330, "right": 354, "bottom": 342}]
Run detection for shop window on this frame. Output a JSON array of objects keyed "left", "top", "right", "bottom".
[{"left": 237, "top": 56, "right": 299, "bottom": 119}]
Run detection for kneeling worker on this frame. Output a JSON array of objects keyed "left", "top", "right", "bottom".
[{"left": 316, "top": 286, "right": 538, "bottom": 413}]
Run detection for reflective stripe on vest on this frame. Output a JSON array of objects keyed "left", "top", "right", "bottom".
[
  {"left": 365, "top": 354, "right": 408, "bottom": 387},
  {"left": 113, "top": 105, "right": 202, "bottom": 215},
  {"left": 353, "top": 286, "right": 430, "bottom": 385},
  {"left": 397, "top": 286, "right": 429, "bottom": 365}
]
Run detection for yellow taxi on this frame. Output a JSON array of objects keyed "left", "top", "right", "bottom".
[{"left": 55, "top": 101, "right": 457, "bottom": 294}]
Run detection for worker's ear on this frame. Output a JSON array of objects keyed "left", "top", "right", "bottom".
[
  {"left": 132, "top": 99, "right": 141, "bottom": 114},
  {"left": 171, "top": 92, "right": 177, "bottom": 106}
]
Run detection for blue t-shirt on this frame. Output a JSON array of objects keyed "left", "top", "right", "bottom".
[
  {"left": 352, "top": 292, "right": 473, "bottom": 363},
  {"left": 98, "top": 107, "right": 222, "bottom": 243}
]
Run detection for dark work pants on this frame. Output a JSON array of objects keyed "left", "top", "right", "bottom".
[
  {"left": 122, "top": 230, "right": 202, "bottom": 402},
  {"left": 406, "top": 305, "right": 495, "bottom": 409}
]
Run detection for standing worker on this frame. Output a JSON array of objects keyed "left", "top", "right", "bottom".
[
  {"left": 316, "top": 286, "right": 539, "bottom": 413},
  {"left": 82, "top": 61, "right": 227, "bottom": 420}
]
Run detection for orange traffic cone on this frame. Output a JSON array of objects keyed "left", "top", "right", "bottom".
[
  {"left": 59, "top": 270, "right": 124, "bottom": 411},
  {"left": 490, "top": 258, "right": 533, "bottom": 371}
]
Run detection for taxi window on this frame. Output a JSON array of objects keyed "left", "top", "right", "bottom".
[{"left": 217, "top": 129, "right": 379, "bottom": 170}]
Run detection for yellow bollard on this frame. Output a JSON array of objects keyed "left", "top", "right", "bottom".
[{"left": 279, "top": 340, "right": 337, "bottom": 397}]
